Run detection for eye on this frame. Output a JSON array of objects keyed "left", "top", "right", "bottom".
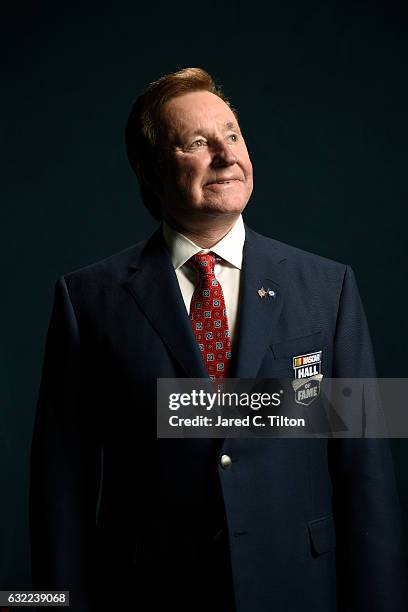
[
  {"left": 189, "top": 139, "right": 207, "bottom": 149},
  {"left": 227, "top": 133, "right": 239, "bottom": 143}
]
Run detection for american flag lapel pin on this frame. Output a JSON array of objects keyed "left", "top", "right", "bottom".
[{"left": 258, "top": 287, "right": 276, "bottom": 299}]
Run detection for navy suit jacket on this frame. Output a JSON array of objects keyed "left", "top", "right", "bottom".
[{"left": 29, "top": 224, "right": 407, "bottom": 611}]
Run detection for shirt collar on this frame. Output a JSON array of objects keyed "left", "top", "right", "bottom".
[{"left": 162, "top": 214, "right": 245, "bottom": 271}]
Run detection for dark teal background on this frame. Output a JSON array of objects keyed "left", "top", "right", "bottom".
[{"left": 1, "top": 0, "right": 407, "bottom": 589}]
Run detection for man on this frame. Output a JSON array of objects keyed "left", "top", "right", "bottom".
[{"left": 30, "top": 68, "right": 407, "bottom": 611}]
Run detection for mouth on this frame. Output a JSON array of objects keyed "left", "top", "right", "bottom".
[{"left": 205, "top": 178, "right": 241, "bottom": 186}]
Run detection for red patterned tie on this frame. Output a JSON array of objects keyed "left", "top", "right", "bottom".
[{"left": 189, "top": 252, "right": 232, "bottom": 380}]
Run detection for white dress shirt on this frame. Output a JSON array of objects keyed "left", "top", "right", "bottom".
[{"left": 162, "top": 215, "right": 245, "bottom": 348}]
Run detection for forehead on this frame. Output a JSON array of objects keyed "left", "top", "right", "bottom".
[{"left": 161, "top": 90, "right": 238, "bottom": 137}]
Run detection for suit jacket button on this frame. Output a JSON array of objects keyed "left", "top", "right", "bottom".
[{"left": 220, "top": 454, "right": 232, "bottom": 469}]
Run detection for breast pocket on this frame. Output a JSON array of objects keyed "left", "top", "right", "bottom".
[
  {"left": 271, "top": 331, "right": 323, "bottom": 360},
  {"left": 266, "top": 330, "right": 326, "bottom": 379}
]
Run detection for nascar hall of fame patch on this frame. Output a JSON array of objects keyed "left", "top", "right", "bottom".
[{"left": 291, "top": 351, "right": 323, "bottom": 406}]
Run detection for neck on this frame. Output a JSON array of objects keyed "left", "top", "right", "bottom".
[{"left": 164, "top": 213, "right": 240, "bottom": 248}]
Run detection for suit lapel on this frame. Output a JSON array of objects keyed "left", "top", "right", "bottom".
[
  {"left": 233, "top": 227, "right": 287, "bottom": 379},
  {"left": 122, "top": 224, "right": 287, "bottom": 381},
  {"left": 123, "top": 228, "right": 208, "bottom": 379}
]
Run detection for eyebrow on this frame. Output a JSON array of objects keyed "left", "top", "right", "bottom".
[
  {"left": 183, "top": 121, "right": 240, "bottom": 139},
  {"left": 223, "top": 121, "right": 239, "bottom": 131}
]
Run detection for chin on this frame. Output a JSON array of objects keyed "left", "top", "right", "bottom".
[{"left": 199, "top": 196, "right": 248, "bottom": 216}]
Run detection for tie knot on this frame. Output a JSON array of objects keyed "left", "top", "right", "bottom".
[{"left": 191, "top": 252, "right": 216, "bottom": 277}]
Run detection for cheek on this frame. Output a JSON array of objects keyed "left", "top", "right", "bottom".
[
  {"left": 247, "top": 160, "right": 254, "bottom": 182},
  {"left": 178, "top": 161, "right": 206, "bottom": 190},
  {"left": 242, "top": 150, "right": 253, "bottom": 177}
]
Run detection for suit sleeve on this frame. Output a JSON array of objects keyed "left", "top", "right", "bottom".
[
  {"left": 329, "top": 266, "right": 408, "bottom": 611},
  {"left": 29, "top": 277, "right": 101, "bottom": 612}
]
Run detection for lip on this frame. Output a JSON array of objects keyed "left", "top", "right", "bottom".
[{"left": 204, "top": 177, "right": 242, "bottom": 186}]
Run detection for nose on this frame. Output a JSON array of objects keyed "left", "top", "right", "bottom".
[{"left": 211, "top": 139, "right": 237, "bottom": 167}]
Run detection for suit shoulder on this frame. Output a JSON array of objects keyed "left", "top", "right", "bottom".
[
  {"left": 246, "top": 226, "right": 348, "bottom": 277},
  {"left": 62, "top": 239, "right": 147, "bottom": 289}
]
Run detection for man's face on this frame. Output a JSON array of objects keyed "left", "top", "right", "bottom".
[{"left": 157, "top": 90, "right": 253, "bottom": 223}]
